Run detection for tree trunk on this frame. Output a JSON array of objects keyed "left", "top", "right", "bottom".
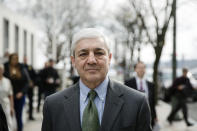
[
  {"left": 69, "top": 37, "right": 74, "bottom": 77},
  {"left": 153, "top": 40, "right": 164, "bottom": 103}
]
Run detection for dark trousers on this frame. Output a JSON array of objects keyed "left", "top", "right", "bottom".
[
  {"left": 27, "top": 87, "right": 34, "bottom": 118},
  {"left": 14, "top": 96, "right": 25, "bottom": 131},
  {"left": 168, "top": 97, "right": 188, "bottom": 123},
  {"left": 37, "top": 86, "right": 44, "bottom": 112},
  {"left": 0, "top": 104, "right": 9, "bottom": 131}
]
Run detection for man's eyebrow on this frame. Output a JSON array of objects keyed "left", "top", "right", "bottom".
[
  {"left": 94, "top": 48, "right": 105, "bottom": 51},
  {"left": 78, "top": 49, "right": 88, "bottom": 53}
]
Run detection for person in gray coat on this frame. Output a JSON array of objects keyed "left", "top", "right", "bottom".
[{"left": 42, "top": 28, "right": 152, "bottom": 131}]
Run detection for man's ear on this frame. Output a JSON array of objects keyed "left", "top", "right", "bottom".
[
  {"left": 70, "top": 56, "right": 75, "bottom": 68},
  {"left": 108, "top": 53, "right": 112, "bottom": 65}
]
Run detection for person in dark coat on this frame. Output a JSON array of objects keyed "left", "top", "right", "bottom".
[
  {"left": 0, "top": 104, "right": 9, "bottom": 131},
  {"left": 36, "top": 62, "right": 49, "bottom": 112},
  {"left": 167, "top": 68, "right": 194, "bottom": 126},
  {"left": 40, "top": 59, "right": 60, "bottom": 98},
  {"left": 23, "top": 56, "right": 37, "bottom": 120},
  {"left": 4, "top": 53, "right": 28, "bottom": 131},
  {"left": 124, "top": 61, "right": 157, "bottom": 127}
]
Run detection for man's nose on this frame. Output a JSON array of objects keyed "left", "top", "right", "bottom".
[{"left": 87, "top": 52, "right": 96, "bottom": 64}]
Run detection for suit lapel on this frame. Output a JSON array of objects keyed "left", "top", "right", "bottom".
[
  {"left": 63, "top": 84, "right": 82, "bottom": 131},
  {"left": 146, "top": 81, "right": 154, "bottom": 104},
  {"left": 133, "top": 78, "right": 138, "bottom": 90},
  {"left": 100, "top": 80, "right": 124, "bottom": 131}
]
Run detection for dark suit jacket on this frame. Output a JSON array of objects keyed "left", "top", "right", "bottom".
[
  {"left": 171, "top": 76, "right": 194, "bottom": 98},
  {"left": 124, "top": 77, "right": 157, "bottom": 126},
  {"left": 42, "top": 79, "right": 152, "bottom": 131},
  {"left": 0, "top": 104, "right": 9, "bottom": 131}
]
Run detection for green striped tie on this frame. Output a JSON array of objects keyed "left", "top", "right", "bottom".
[{"left": 82, "top": 90, "right": 100, "bottom": 131}]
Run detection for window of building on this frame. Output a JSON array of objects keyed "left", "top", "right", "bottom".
[
  {"left": 15, "top": 25, "right": 19, "bottom": 53},
  {"left": 24, "top": 30, "right": 27, "bottom": 56},
  {"left": 3, "top": 18, "right": 9, "bottom": 54},
  {"left": 31, "top": 34, "right": 34, "bottom": 65}
]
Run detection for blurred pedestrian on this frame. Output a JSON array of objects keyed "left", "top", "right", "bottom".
[
  {"left": 23, "top": 56, "right": 37, "bottom": 120},
  {"left": 0, "top": 64, "right": 14, "bottom": 131},
  {"left": 167, "top": 68, "right": 194, "bottom": 126},
  {"left": 42, "top": 28, "right": 152, "bottom": 131},
  {"left": 4, "top": 53, "right": 28, "bottom": 131},
  {"left": 124, "top": 61, "right": 157, "bottom": 127},
  {"left": 40, "top": 59, "right": 60, "bottom": 98},
  {"left": 36, "top": 62, "right": 49, "bottom": 112},
  {"left": 0, "top": 104, "right": 9, "bottom": 131}
]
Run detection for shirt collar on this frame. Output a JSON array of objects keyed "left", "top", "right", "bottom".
[
  {"left": 135, "top": 75, "right": 145, "bottom": 82},
  {"left": 80, "top": 76, "right": 109, "bottom": 103}
]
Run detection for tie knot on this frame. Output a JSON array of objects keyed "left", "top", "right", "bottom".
[{"left": 88, "top": 90, "right": 97, "bottom": 101}]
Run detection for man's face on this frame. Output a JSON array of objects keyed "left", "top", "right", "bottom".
[
  {"left": 49, "top": 61, "right": 54, "bottom": 67},
  {"left": 71, "top": 38, "right": 112, "bottom": 85},
  {"left": 10, "top": 55, "right": 18, "bottom": 66},
  {"left": 183, "top": 70, "right": 188, "bottom": 77},
  {"left": 135, "top": 63, "right": 146, "bottom": 78}
]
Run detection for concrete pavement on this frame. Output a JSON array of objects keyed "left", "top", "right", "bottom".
[
  {"left": 23, "top": 107, "right": 43, "bottom": 131},
  {"left": 156, "top": 101, "right": 197, "bottom": 131}
]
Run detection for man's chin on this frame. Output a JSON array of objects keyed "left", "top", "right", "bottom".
[{"left": 86, "top": 75, "right": 101, "bottom": 83}]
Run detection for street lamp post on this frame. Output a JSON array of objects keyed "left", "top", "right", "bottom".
[{"left": 172, "top": 0, "right": 177, "bottom": 80}]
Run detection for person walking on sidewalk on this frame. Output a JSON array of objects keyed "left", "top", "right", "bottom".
[
  {"left": 23, "top": 56, "right": 37, "bottom": 120},
  {"left": 40, "top": 59, "right": 60, "bottom": 98},
  {"left": 167, "top": 68, "right": 194, "bottom": 126},
  {"left": 124, "top": 61, "right": 157, "bottom": 127},
  {"left": 4, "top": 53, "right": 28, "bottom": 131},
  {"left": 0, "top": 64, "right": 14, "bottom": 131},
  {"left": 36, "top": 62, "right": 49, "bottom": 112}
]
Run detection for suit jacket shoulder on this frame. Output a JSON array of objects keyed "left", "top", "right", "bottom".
[
  {"left": 102, "top": 80, "right": 152, "bottom": 131},
  {"left": 42, "top": 83, "right": 81, "bottom": 131},
  {"left": 124, "top": 77, "right": 137, "bottom": 90},
  {"left": 42, "top": 80, "right": 152, "bottom": 131}
]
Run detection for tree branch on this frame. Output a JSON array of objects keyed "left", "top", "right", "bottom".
[
  {"left": 130, "top": 0, "right": 154, "bottom": 45},
  {"left": 149, "top": 0, "right": 159, "bottom": 34}
]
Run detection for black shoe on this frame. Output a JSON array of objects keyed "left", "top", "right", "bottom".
[
  {"left": 29, "top": 117, "right": 35, "bottom": 121},
  {"left": 186, "top": 122, "right": 194, "bottom": 127},
  {"left": 167, "top": 117, "right": 172, "bottom": 125},
  {"left": 172, "top": 117, "right": 182, "bottom": 121}
]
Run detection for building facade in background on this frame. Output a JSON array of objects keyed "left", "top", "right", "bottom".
[{"left": 0, "top": 3, "right": 38, "bottom": 67}]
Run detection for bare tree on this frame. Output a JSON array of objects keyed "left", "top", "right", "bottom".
[
  {"left": 130, "top": 0, "right": 175, "bottom": 100},
  {"left": 114, "top": 5, "right": 146, "bottom": 79},
  {"left": 31, "top": 0, "right": 92, "bottom": 62}
]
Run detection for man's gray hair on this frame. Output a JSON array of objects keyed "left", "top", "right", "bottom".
[{"left": 71, "top": 28, "right": 110, "bottom": 56}]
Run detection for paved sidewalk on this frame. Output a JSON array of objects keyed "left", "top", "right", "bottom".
[
  {"left": 156, "top": 101, "right": 197, "bottom": 131},
  {"left": 23, "top": 110, "right": 43, "bottom": 131},
  {"left": 23, "top": 100, "right": 197, "bottom": 131}
]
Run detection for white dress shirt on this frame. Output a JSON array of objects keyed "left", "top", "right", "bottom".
[{"left": 135, "top": 76, "right": 149, "bottom": 97}]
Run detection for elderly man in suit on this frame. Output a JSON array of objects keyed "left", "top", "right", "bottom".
[
  {"left": 42, "top": 28, "right": 152, "bottom": 131},
  {"left": 124, "top": 61, "right": 157, "bottom": 127}
]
